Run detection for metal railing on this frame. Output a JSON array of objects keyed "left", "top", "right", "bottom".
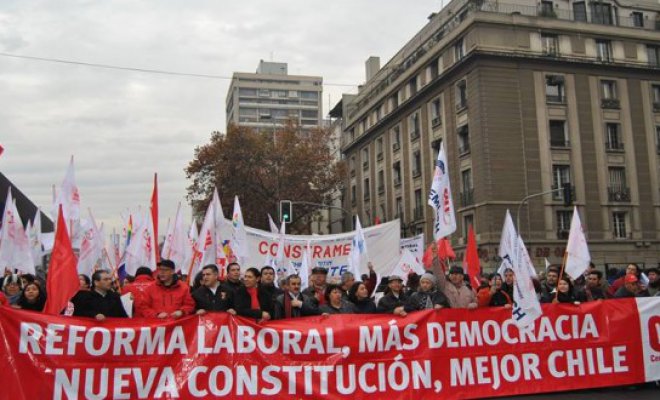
[
  {"left": 605, "top": 141, "right": 625, "bottom": 152},
  {"left": 608, "top": 186, "right": 631, "bottom": 202}
]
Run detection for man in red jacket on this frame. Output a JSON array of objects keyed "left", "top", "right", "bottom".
[
  {"left": 137, "top": 259, "right": 195, "bottom": 319},
  {"left": 122, "top": 266, "right": 155, "bottom": 317}
]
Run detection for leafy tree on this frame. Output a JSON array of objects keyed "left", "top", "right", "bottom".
[{"left": 185, "top": 123, "right": 346, "bottom": 232}]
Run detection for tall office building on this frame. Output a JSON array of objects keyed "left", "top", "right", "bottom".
[
  {"left": 339, "top": 0, "right": 660, "bottom": 271},
  {"left": 226, "top": 60, "right": 323, "bottom": 131}
]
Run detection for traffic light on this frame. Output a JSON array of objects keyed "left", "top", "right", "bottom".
[
  {"left": 280, "top": 200, "right": 292, "bottom": 223},
  {"left": 562, "top": 183, "right": 573, "bottom": 206}
]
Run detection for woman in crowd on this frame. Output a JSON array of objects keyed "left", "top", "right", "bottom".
[
  {"left": 13, "top": 281, "right": 46, "bottom": 312},
  {"left": 477, "top": 273, "right": 512, "bottom": 308},
  {"left": 2, "top": 274, "right": 23, "bottom": 305},
  {"left": 348, "top": 281, "right": 377, "bottom": 313},
  {"left": 320, "top": 284, "right": 356, "bottom": 314},
  {"left": 79, "top": 274, "right": 91, "bottom": 291},
  {"left": 552, "top": 276, "right": 580, "bottom": 305},
  {"left": 405, "top": 273, "right": 450, "bottom": 311},
  {"left": 235, "top": 267, "right": 273, "bottom": 322}
]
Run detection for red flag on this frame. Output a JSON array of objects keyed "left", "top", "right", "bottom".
[
  {"left": 0, "top": 143, "right": 4, "bottom": 157},
  {"left": 44, "top": 205, "right": 79, "bottom": 315},
  {"left": 437, "top": 238, "right": 456, "bottom": 260},
  {"left": 151, "top": 173, "right": 159, "bottom": 262},
  {"left": 463, "top": 225, "right": 481, "bottom": 290},
  {"left": 374, "top": 216, "right": 381, "bottom": 225}
]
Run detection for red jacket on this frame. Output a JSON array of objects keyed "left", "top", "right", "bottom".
[
  {"left": 122, "top": 275, "right": 155, "bottom": 317},
  {"left": 0, "top": 291, "right": 7, "bottom": 307},
  {"left": 136, "top": 277, "right": 195, "bottom": 318}
]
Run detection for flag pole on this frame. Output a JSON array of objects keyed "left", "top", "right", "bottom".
[
  {"left": 554, "top": 251, "right": 569, "bottom": 302},
  {"left": 103, "top": 248, "right": 122, "bottom": 294},
  {"left": 185, "top": 249, "right": 200, "bottom": 286}
]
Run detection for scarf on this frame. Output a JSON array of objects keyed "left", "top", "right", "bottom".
[
  {"left": 284, "top": 291, "right": 293, "bottom": 318},
  {"left": 247, "top": 287, "right": 260, "bottom": 310}
]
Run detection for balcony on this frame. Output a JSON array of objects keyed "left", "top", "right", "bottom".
[
  {"left": 653, "top": 102, "right": 660, "bottom": 113},
  {"left": 377, "top": 152, "right": 383, "bottom": 161},
  {"left": 363, "top": 161, "right": 369, "bottom": 170},
  {"left": 378, "top": 185, "right": 385, "bottom": 195},
  {"left": 608, "top": 187, "right": 630, "bottom": 202},
  {"left": 552, "top": 185, "right": 575, "bottom": 202},
  {"left": 413, "top": 207, "right": 424, "bottom": 221},
  {"left": 605, "top": 141, "right": 624, "bottom": 152},
  {"left": 432, "top": 117, "right": 442, "bottom": 128},
  {"left": 350, "top": 169, "right": 355, "bottom": 177},
  {"left": 601, "top": 99, "right": 620, "bottom": 109},
  {"left": 393, "top": 177, "right": 402, "bottom": 187},
  {"left": 364, "top": 192, "right": 370, "bottom": 201},
  {"left": 393, "top": 142, "right": 401, "bottom": 152},
  {"left": 460, "top": 189, "right": 474, "bottom": 207},
  {"left": 412, "top": 169, "right": 421, "bottom": 178},
  {"left": 546, "top": 95, "right": 565, "bottom": 104},
  {"left": 411, "top": 130, "right": 420, "bottom": 141},
  {"left": 557, "top": 229, "right": 569, "bottom": 240}
]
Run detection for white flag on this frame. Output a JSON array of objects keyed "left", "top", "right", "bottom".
[
  {"left": 211, "top": 190, "right": 228, "bottom": 275},
  {"left": 123, "top": 209, "right": 156, "bottom": 276},
  {"left": 428, "top": 142, "right": 456, "bottom": 240},
  {"left": 299, "top": 241, "right": 311, "bottom": 291},
  {"left": 182, "top": 222, "right": 198, "bottom": 274},
  {"left": 27, "top": 212, "right": 43, "bottom": 268},
  {"left": 275, "top": 221, "right": 291, "bottom": 278},
  {"left": 0, "top": 189, "right": 35, "bottom": 275},
  {"left": 268, "top": 214, "right": 279, "bottom": 234},
  {"left": 195, "top": 199, "right": 217, "bottom": 275},
  {"left": 497, "top": 210, "right": 518, "bottom": 276},
  {"left": 161, "top": 202, "right": 187, "bottom": 269},
  {"left": 511, "top": 234, "right": 543, "bottom": 328},
  {"left": 544, "top": 258, "right": 551, "bottom": 271},
  {"left": 518, "top": 236, "right": 538, "bottom": 279},
  {"left": 231, "top": 196, "right": 249, "bottom": 263},
  {"left": 564, "top": 207, "right": 591, "bottom": 280},
  {"left": 389, "top": 248, "right": 425, "bottom": 285},
  {"left": 76, "top": 209, "right": 105, "bottom": 277},
  {"left": 348, "top": 217, "right": 368, "bottom": 278},
  {"left": 53, "top": 155, "right": 81, "bottom": 226}
]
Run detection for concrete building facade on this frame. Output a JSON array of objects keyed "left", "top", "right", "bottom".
[
  {"left": 226, "top": 60, "right": 323, "bottom": 131},
  {"left": 340, "top": 0, "right": 660, "bottom": 271}
]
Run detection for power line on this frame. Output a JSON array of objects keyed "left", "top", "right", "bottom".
[{"left": 0, "top": 52, "right": 358, "bottom": 87}]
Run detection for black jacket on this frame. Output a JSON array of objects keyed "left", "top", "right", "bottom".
[
  {"left": 221, "top": 279, "right": 244, "bottom": 299},
  {"left": 377, "top": 291, "right": 409, "bottom": 314},
  {"left": 72, "top": 290, "right": 128, "bottom": 318},
  {"left": 192, "top": 285, "right": 234, "bottom": 312},
  {"left": 274, "top": 292, "right": 320, "bottom": 319},
  {"left": 352, "top": 298, "right": 377, "bottom": 314},
  {"left": 405, "top": 290, "right": 450, "bottom": 312},
  {"left": 234, "top": 286, "right": 275, "bottom": 319}
]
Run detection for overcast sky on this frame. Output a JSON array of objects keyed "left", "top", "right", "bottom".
[{"left": 0, "top": 0, "right": 442, "bottom": 233}]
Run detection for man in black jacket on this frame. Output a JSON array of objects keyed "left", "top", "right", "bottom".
[
  {"left": 275, "top": 274, "right": 320, "bottom": 319},
  {"left": 192, "top": 264, "right": 236, "bottom": 315},
  {"left": 73, "top": 270, "right": 128, "bottom": 320},
  {"left": 377, "top": 275, "right": 409, "bottom": 316},
  {"left": 221, "top": 262, "right": 243, "bottom": 298}
]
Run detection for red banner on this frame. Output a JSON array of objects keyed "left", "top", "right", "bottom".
[{"left": 1, "top": 298, "right": 659, "bottom": 399}]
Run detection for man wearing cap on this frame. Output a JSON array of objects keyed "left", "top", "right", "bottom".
[
  {"left": 303, "top": 266, "right": 328, "bottom": 306},
  {"left": 137, "top": 259, "right": 195, "bottom": 319},
  {"left": 377, "top": 275, "right": 409, "bottom": 316},
  {"left": 614, "top": 273, "right": 649, "bottom": 298},
  {"left": 437, "top": 266, "right": 478, "bottom": 309}
]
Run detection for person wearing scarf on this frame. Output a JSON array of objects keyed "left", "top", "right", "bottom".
[
  {"left": 348, "top": 281, "right": 377, "bottom": 313},
  {"left": 235, "top": 268, "right": 274, "bottom": 322},
  {"left": 274, "top": 274, "right": 320, "bottom": 319},
  {"left": 13, "top": 281, "right": 47, "bottom": 312},
  {"left": 553, "top": 276, "right": 580, "bottom": 305}
]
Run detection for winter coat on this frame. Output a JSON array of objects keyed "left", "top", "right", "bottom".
[
  {"left": 122, "top": 275, "right": 155, "bottom": 317},
  {"left": 376, "top": 291, "right": 409, "bottom": 314},
  {"left": 192, "top": 285, "right": 234, "bottom": 312},
  {"left": 405, "top": 290, "right": 450, "bottom": 312},
  {"left": 136, "top": 276, "right": 195, "bottom": 318}
]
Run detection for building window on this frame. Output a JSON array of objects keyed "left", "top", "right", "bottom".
[
  {"left": 549, "top": 120, "right": 569, "bottom": 147},
  {"left": 414, "top": 190, "right": 423, "bottom": 221},
  {"left": 458, "top": 125, "right": 470, "bottom": 155},
  {"left": 454, "top": 38, "right": 465, "bottom": 61},
  {"left": 392, "top": 126, "right": 401, "bottom": 151},
  {"left": 656, "top": 126, "right": 660, "bottom": 154},
  {"left": 648, "top": 46, "right": 660, "bottom": 67},
  {"left": 430, "top": 98, "right": 442, "bottom": 127},
  {"left": 429, "top": 58, "right": 439, "bottom": 80},
  {"left": 364, "top": 178, "right": 370, "bottom": 201},
  {"left": 541, "top": 33, "right": 559, "bottom": 55},
  {"left": 631, "top": 12, "right": 644, "bottom": 28},
  {"left": 539, "top": 1, "right": 555, "bottom": 18},
  {"left": 455, "top": 80, "right": 467, "bottom": 110},
  {"left": 412, "top": 151, "right": 421, "bottom": 178},
  {"left": 608, "top": 167, "right": 630, "bottom": 202},
  {"left": 409, "top": 76, "right": 418, "bottom": 97},
  {"left": 591, "top": 3, "right": 613, "bottom": 26},
  {"left": 378, "top": 170, "right": 385, "bottom": 194},
  {"left": 463, "top": 214, "right": 474, "bottom": 238},
  {"left": 393, "top": 161, "right": 402, "bottom": 186},
  {"left": 390, "top": 93, "right": 399, "bottom": 110},
  {"left": 556, "top": 210, "right": 573, "bottom": 239},
  {"left": 652, "top": 85, "right": 660, "bottom": 108},
  {"left": 552, "top": 165, "right": 571, "bottom": 201},
  {"left": 605, "top": 123, "right": 624, "bottom": 151},
  {"left": 395, "top": 197, "right": 403, "bottom": 219},
  {"left": 376, "top": 138, "right": 384, "bottom": 160},
  {"left": 601, "top": 80, "right": 619, "bottom": 109},
  {"left": 545, "top": 75, "right": 565, "bottom": 103},
  {"left": 431, "top": 139, "right": 442, "bottom": 162},
  {"left": 461, "top": 169, "right": 474, "bottom": 207},
  {"left": 596, "top": 39, "right": 612, "bottom": 62},
  {"left": 409, "top": 112, "right": 420, "bottom": 140},
  {"left": 573, "top": 2, "right": 587, "bottom": 22},
  {"left": 351, "top": 185, "right": 356, "bottom": 205},
  {"left": 612, "top": 212, "right": 627, "bottom": 239},
  {"left": 350, "top": 156, "right": 356, "bottom": 177},
  {"left": 362, "top": 147, "right": 369, "bottom": 170}
]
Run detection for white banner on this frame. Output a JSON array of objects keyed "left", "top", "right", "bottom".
[
  {"left": 220, "top": 220, "right": 401, "bottom": 280},
  {"left": 399, "top": 233, "right": 424, "bottom": 262}
]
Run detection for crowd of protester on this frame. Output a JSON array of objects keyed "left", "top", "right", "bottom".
[{"left": 1, "top": 253, "right": 658, "bottom": 319}]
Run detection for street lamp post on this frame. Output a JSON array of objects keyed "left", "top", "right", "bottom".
[{"left": 515, "top": 186, "right": 564, "bottom": 235}]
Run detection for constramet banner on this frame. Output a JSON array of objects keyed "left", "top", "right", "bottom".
[
  {"left": 220, "top": 219, "right": 401, "bottom": 279},
  {"left": 0, "top": 298, "right": 658, "bottom": 399}
]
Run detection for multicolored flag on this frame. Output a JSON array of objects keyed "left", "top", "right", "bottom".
[
  {"left": 428, "top": 142, "right": 456, "bottom": 240},
  {"left": 231, "top": 196, "right": 248, "bottom": 263}
]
